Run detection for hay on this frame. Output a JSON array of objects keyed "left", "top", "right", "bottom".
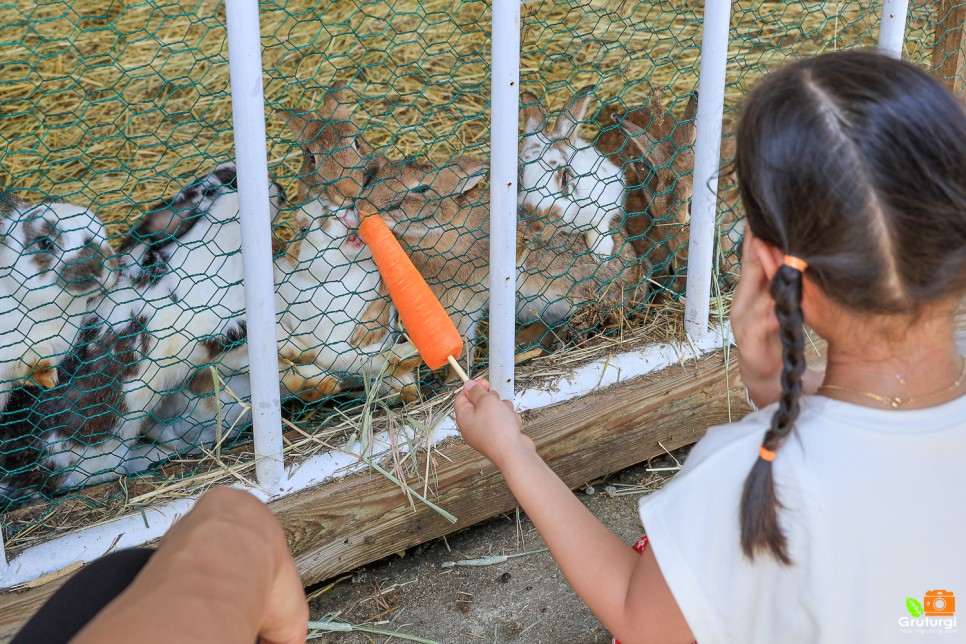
[
  {"left": 0, "top": 1, "right": 941, "bottom": 228},
  {"left": 0, "top": 0, "right": 945, "bottom": 546}
]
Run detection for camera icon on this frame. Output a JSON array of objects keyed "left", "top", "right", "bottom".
[{"left": 924, "top": 590, "right": 956, "bottom": 616}]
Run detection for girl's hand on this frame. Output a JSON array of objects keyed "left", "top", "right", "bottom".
[
  {"left": 731, "top": 231, "right": 784, "bottom": 407},
  {"left": 454, "top": 380, "right": 534, "bottom": 469}
]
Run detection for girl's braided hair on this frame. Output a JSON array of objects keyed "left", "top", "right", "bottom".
[{"left": 734, "top": 49, "right": 966, "bottom": 564}]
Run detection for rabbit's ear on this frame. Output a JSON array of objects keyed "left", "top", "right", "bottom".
[
  {"left": 278, "top": 109, "right": 320, "bottom": 146},
  {"left": 520, "top": 92, "right": 546, "bottom": 136},
  {"left": 453, "top": 157, "right": 487, "bottom": 194},
  {"left": 0, "top": 191, "right": 15, "bottom": 215},
  {"left": 672, "top": 93, "right": 699, "bottom": 149},
  {"left": 617, "top": 116, "right": 669, "bottom": 167},
  {"left": 431, "top": 158, "right": 487, "bottom": 196},
  {"left": 321, "top": 87, "right": 354, "bottom": 122},
  {"left": 552, "top": 85, "right": 595, "bottom": 143}
]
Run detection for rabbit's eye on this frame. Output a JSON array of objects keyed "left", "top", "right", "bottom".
[
  {"left": 35, "top": 236, "right": 52, "bottom": 252},
  {"left": 411, "top": 184, "right": 430, "bottom": 195}
]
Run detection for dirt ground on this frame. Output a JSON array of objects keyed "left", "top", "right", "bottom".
[{"left": 306, "top": 450, "right": 688, "bottom": 643}]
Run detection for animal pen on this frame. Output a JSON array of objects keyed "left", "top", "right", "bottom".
[{"left": 0, "top": 0, "right": 964, "bottom": 633}]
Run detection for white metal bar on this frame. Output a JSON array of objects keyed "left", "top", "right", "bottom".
[
  {"left": 878, "top": 0, "right": 910, "bottom": 58},
  {"left": 685, "top": 0, "right": 732, "bottom": 341},
  {"left": 225, "top": 0, "right": 285, "bottom": 492},
  {"left": 489, "top": 0, "right": 521, "bottom": 401}
]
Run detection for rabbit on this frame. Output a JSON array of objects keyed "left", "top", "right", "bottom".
[
  {"left": 602, "top": 86, "right": 743, "bottom": 290},
  {"left": 0, "top": 195, "right": 119, "bottom": 410},
  {"left": 277, "top": 94, "right": 422, "bottom": 401},
  {"left": 277, "top": 87, "right": 373, "bottom": 209},
  {"left": 518, "top": 86, "right": 626, "bottom": 258},
  {"left": 273, "top": 197, "right": 421, "bottom": 404},
  {"left": 0, "top": 197, "right": 120, "bottom": 501},
  {"left": 352, "top": 157, "right": 650, "bottom": 360}
]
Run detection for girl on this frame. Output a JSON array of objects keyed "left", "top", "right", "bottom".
[{"left": 455, "top": 49, "right": 966, "bottom": 643}]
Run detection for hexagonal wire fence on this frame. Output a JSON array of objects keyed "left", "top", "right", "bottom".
[{"left": 0, "top": 0, "right": 960, "bottom": 576}]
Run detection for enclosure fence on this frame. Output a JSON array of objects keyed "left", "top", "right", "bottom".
[{"left": 0, "top": 0, "right": 962, "bottom": 588}]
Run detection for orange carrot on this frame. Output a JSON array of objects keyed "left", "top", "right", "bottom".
[{"left": 357, "top": 214, "right": 467, "bottom": 378}]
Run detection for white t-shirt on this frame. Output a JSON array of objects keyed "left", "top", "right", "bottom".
[{"left": 639, "top": 392, "right": 966, "bottom": 643}]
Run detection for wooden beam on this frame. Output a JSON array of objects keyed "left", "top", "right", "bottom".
[
  {"left": 933, "top": 0, "right": 966, "bottom": 94},
  {"left": 0, "top": 348, "right": 748, "bottom": 638}
]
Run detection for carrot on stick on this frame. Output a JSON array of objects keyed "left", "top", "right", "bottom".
[{"left": 357, "top": 213, "right": 468, "bottom": 381}]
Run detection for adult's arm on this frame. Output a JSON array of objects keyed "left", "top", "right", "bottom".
[{"left": 72, "top": 487, "right": 308, "bottom": 644}]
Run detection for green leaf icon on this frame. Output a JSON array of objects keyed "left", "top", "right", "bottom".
[{"left": 906, "top": 597, "right": 924, "bottom": 617}]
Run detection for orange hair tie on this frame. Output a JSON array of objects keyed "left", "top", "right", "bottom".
[
  {"left": 759, "top": 446, "right": 777, "bottom": 462},
  {"left": 782, "top": 255, "right": 808, "bottom": 272}
]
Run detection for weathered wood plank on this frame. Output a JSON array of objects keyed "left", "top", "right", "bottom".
[
  {"left": 0, "top": 576, "right": 67, "bottom": 642},
  {"left": 933, "top": 0, "right": 966, "bottom": 94}
]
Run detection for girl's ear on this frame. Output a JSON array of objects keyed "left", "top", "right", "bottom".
[{"left": 749, "top": 235, "right": 783, "bottom": 281}]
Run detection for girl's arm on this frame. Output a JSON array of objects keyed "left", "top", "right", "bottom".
[{"left": 455, "top": 381, "right": 693, "bottom": 644}]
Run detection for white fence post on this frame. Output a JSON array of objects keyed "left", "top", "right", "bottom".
[
  {"left": 878, "top": 0, "right": 910, "bottom": 58},
  {"left": 224, "top": 0, "right": 285, "bottom": 492},
  {"left": 685, "top": 0, "right": 732, "bottom": 341},
  {"left": 489, "top": 0, "right": 521, "bottom": 401}
]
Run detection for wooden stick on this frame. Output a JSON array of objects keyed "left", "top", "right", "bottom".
[{"left": 446, "top": 355, "right": 469, "bottom": 382}]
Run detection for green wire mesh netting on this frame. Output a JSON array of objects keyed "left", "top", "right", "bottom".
[{"left": 0, "top": 0, "right": 962, "bottom": 550}]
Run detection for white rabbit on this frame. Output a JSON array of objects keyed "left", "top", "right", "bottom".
[
  {"left": 0, "top": 195, "right": 119, "bottom": 410},
  {"left": 153, "top": 162, "right": 420, "bottom": 405},
  {"left": 518, "top": 85, "right": 626, "bottom": 258},
  {"left": 275, "top": 196, "right": 420, "bottom": 404},
  {"left": 0, "top": 195, "right": 120, "bottom": 500}
]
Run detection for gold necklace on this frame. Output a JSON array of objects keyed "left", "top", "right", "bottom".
[{"left": 818, "top": 360, "right": 966, "bottom": 409}]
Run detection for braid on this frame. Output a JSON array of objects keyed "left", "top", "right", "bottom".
[{"left": 739, "top": 264, "right": 806, "bottom": 565}]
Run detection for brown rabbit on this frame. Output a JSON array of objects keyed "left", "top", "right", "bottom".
[
  {"left": 352, "top": 157, "right": 649, "bottom": 362},
  {"left": 601, "top": 87, "right": 742, "bottom": 290}
]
